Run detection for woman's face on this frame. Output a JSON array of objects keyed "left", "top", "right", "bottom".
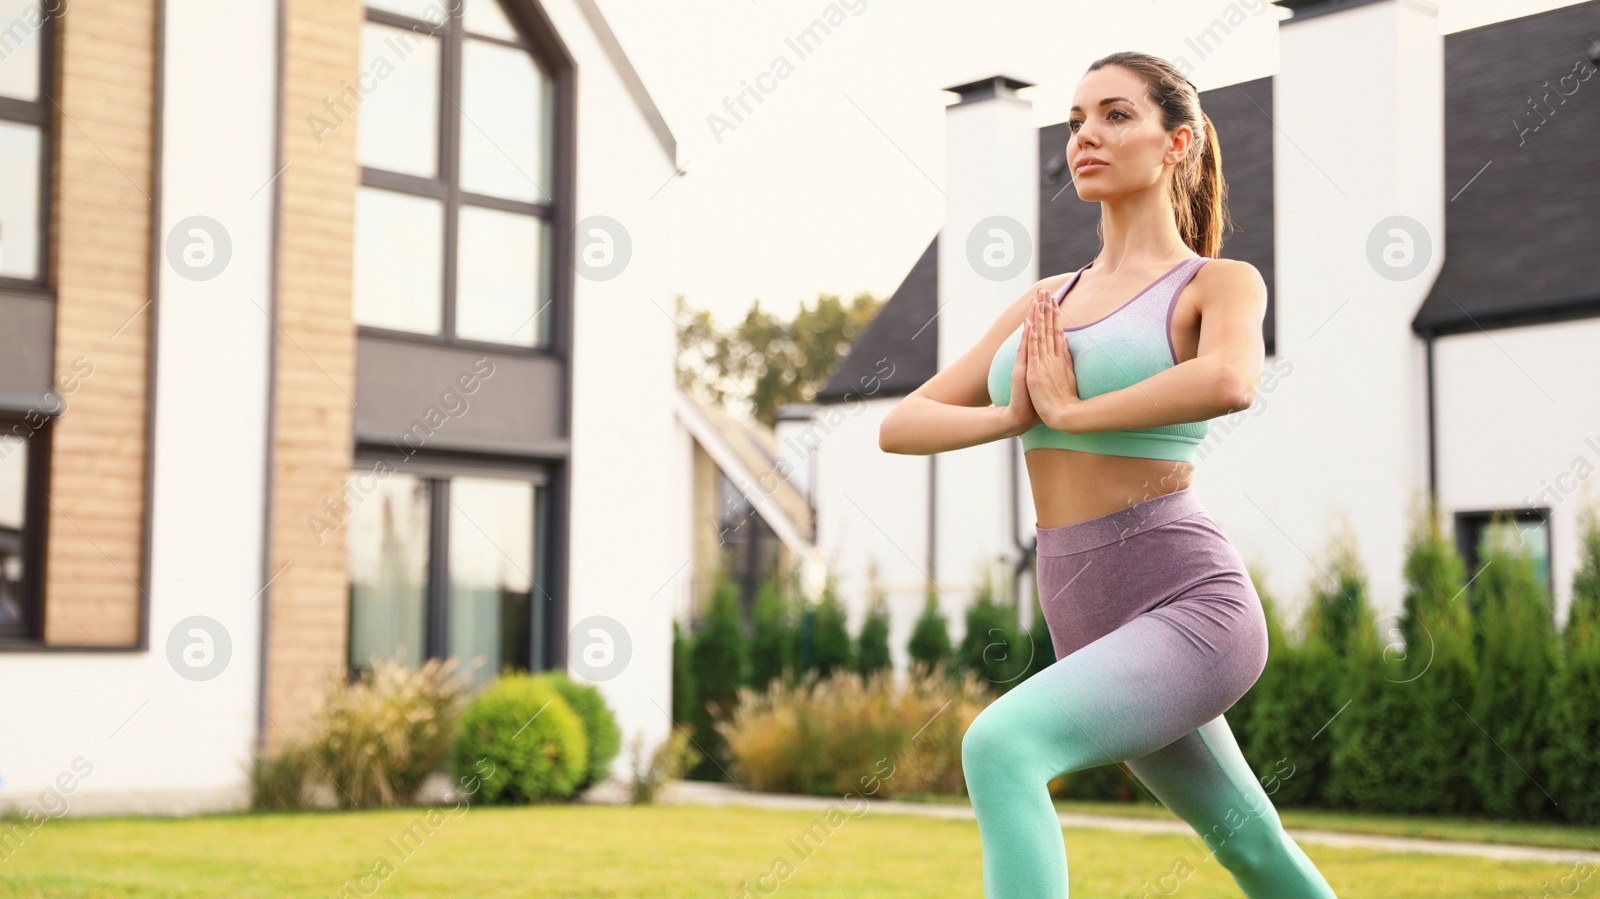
[{"left": 1065, "top": 65, "right": 1191, "bottom": 201}]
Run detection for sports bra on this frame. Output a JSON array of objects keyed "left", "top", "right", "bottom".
[{"left": 986, "top": 256, "right": 1213, "bottom": 462}]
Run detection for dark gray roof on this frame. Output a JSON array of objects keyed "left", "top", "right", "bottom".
[
  {"left": 1039, "top": 76, "right": 1278, "bottom": 355},
  {"left": 816, "top": 234, "right": 939, "bottom": 401},
  {"left": 1413, "top": 2, "right": 1600, "bottom": 335}
]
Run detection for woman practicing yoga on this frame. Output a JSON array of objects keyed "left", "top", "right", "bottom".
[{"left": 878, "top": 52, "right": 1338, "bottom": 897}]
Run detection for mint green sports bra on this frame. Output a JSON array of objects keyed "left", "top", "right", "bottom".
[{"left": 987, "top": 256, "right": 1213, "bottom": 462}]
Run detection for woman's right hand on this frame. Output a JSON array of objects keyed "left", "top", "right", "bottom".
[{"left": 1004, "top": 311, "right": 1044, "bottom": 437}]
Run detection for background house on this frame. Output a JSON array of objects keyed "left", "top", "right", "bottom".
[
  {"left": 674, "top": 388, "right": 825, "bottom": 619},
  {"left": 0, "top": 0, "right": 680, "bottom": 814},
  {"left": 778, "top": 0, "right": 1600, "bottom": 679}
]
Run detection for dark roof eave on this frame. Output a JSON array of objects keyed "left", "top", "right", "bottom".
[{"left": 1412, "top": 291, "right": 1600, "bottom": 337}]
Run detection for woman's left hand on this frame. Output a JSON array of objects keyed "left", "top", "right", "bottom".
[{"left": 1024, "top": 289, "right": 1083, "bottom": 431}]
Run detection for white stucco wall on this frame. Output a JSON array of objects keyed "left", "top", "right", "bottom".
[
  {"left": 1434, "top": 319, "right": 1600, "bottom": 628},
  {"left": 540, "top": 0, "right": 681, "bottom": 786},
  {"left": 0, "top": 0, "right": 277, "bottom": 814}
]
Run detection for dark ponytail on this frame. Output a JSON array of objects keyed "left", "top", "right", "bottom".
[{"left": 1085, "top": 52, "right": 1231, "bottom": 259}]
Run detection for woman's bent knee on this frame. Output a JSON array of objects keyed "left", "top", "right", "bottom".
[{"left": 961, "top": 701, "right": 1039, "bottom": 784}]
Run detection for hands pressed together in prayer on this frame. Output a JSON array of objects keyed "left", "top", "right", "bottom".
[{"left": 1004, "top": 286, "right": 1084, "bottom": 436}]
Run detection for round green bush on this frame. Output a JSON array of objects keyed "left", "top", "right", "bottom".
[
  {"left": 534, "top": 672, "right": 622, "bottom": 792},
  {"left": 450, "top": 674, "right": 588, "bottom": 804}
]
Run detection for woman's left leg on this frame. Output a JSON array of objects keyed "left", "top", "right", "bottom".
[{"left": 1123, "top": 713, "right": 1339, "bottom": 897}]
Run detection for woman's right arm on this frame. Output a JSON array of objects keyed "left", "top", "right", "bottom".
[{"left": 878, "top": 280, "right": 1048, "bottom": 456}]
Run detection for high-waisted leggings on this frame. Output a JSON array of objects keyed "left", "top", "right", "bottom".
[{"left": 960, "top": 485, "right": 1338, "bottom": 897}]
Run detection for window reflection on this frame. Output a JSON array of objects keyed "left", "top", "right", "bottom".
[
  {"left": 353, "top": 186, "right": 444, "bottom": 334},
  {"left": 358, "top": 21, "right": 441, "bottom": 179},
  {"left": 461, "top": 37, "right": 553, "bottom": 204},
  {"left": 0, "top": 0, "right": 44, "bottom": 102},
  {"left": 448, "top": 476, "right": 534, "bottom": 687},
  {"left": 348, "top": 472, "right": 430, "bottom": 672},
  {"left": 0, "top": 121, "right": 42, "bottom": 280},
  {"left": 0, "top": 430, "right": 27, "bottom": 637},
  {"left": 456, "top": 205, "right": 548, "bottom": 346}
]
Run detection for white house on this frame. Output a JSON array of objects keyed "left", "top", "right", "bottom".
[{"left": 0, "top": 0, "right": 681, "bottom": 816}]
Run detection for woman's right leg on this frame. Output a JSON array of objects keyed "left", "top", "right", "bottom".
[{"left": 1123, "top": 714, "right": 1339, "bottom": 897}]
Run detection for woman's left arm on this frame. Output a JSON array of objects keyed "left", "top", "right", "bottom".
[{"left": 1044, "top": 260, "right": 1268, "bottom": 434}]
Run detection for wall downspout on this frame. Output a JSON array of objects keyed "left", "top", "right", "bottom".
[
  {"left": 1010, "top": 442, "right": 1034, "bottom": 630},
  {"left": 926, "top": 454, "right": 937, "bottom": 591},
  {"left": 1424, "top": 326, "right": 1438, "bottom": 519}
]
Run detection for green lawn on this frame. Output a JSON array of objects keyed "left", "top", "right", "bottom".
[
  {"left": 888, "top": 791, "right": 1600, "bottom": 852},
  {"left": 1050, "top": 796, "right": 1600, "bottom": 853},
  {"left": 0, "top": 803, "right": 1590, "bottom": 898}
]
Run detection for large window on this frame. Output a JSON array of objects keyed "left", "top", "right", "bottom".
[
  {"left": 347, "top": 462, "right": 551, "bottom": 688},
  {"left": 0, "top": 0, "right": 55, "bottom": 288},
  {"left": 355, "top": 0, "right": 555, "bottom": 349}
]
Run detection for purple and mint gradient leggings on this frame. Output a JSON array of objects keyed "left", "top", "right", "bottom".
[{"left": 961, "top": 486, "right": 1338, "bottom": 897}]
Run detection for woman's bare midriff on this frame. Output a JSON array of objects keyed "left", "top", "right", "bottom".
[{"left": 1025, "top": 448, "right": 1194, "bottom": 529}]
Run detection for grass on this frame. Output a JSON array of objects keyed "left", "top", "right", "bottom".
[
  {"left": 0, "top": 802, "right": 1589, "bottom": 898},
  {"left": 888, "top": 791, "right": 1600, "bottom": 853}
]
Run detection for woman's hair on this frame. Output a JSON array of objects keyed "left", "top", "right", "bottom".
[{"left": 1084, "top": 52, "right": 1232, "bottom": 259}]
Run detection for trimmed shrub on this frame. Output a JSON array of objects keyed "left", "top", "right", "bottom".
[
  {"left": 908, "top": 587, "right": 953, "bottom": 678},
  {"left": 1542, "top": 497, "right": 1600, "bottom": 823},
  {"left": 311, "top": 656, "right": 472, "bottom": 809},
  {"left": 958, "top": 573, "right": 1027, "bottom": 694},
  {"left": 450, "top": 673, "right": 587, "bottom": 804},
  {"left": 855, "top": 587, "right": 893, "bottom": 678},
  {"left": 750, "top": 568, "right": 797, "bottom": 692},
  {"left": 809, "top": 576, "right": 855, "bottom": 679},
  {"left": 690, "top": 574, "right": 748, "bottom": 780},
  {"left": 1467, "top": 511, "right": 1558, "bottom": 820},
  {"left": 534, "top": 672, "right": 622, "bottom": 793},
  {"left": 1322, "top": 527, "right": 1403, "bottom": 811},
  {"left": 672, "top": 618, "right": 697, "bottom": 728},
  {"left": 1384, "top": 492, "right": 1479, "bottom": 816}
]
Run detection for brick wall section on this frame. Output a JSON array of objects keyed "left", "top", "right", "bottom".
[
  {"left": 261, "top": 0, "right": 362, "bottom": 753},
  {"left": 43, "top": 0, "right": 157, "bottom": 645}
]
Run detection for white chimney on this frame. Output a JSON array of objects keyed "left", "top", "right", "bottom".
[
  {"left": 1272, "top": 0, "right": 1443, "bottom": 515},
  {"left": 934, "top": 74, "right": 1038, "bottom": 605}
]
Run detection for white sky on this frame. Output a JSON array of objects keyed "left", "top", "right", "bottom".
[{"left": 597, "top": 0, "right": 1589, "bottom": 328}]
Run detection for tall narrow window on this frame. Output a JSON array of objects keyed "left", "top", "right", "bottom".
[
  {"left": 0, "top": 0, "right": 55, "bottom": 287},
  {"left": 355, "top": 0, "right": 555, "bottom": 349},
  {"left": 348, "top": 472, "right": 432, "bottom": 670},
  {"left": 0, "top": 415, "right": 46, "bottom": 642}
]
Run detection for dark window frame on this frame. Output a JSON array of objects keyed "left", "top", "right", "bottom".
[
  {"left": 0, "top": 3, "right": 57, "bottom": 295},
  {"left": 356, "top": 3, "right": 560, "bottom": 357},
  {"left": 346, "top": 445, "right": 553, "bottom": 684},
  {"left": 0, "top": 412, "right": 54, "bottom": 645}
]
